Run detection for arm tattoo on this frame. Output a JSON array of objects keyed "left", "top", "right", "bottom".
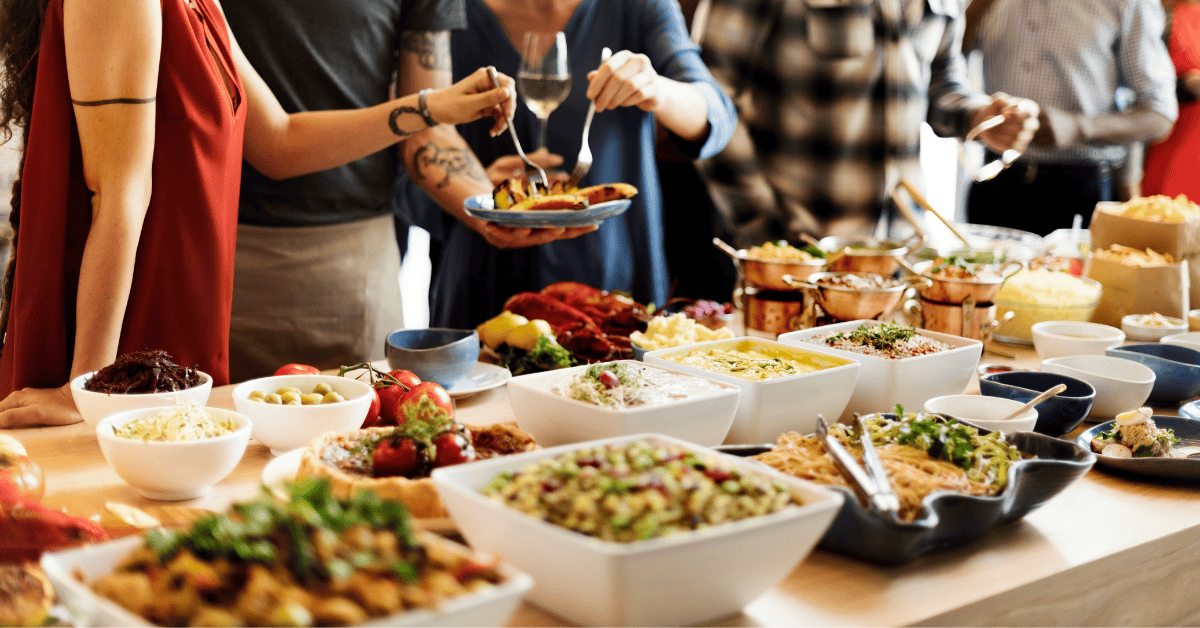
[
  {"left": 389, "top": 106, "right": 424, "bottom": 138},
  {"left": 400, "top": 31, "right": 450, "bottom": 72},
  {"left": 71, "top": 97, "right": 156, "bottom": 106},
  {"left": 412, "top": 141, "right": 487, "bottom": 189}
]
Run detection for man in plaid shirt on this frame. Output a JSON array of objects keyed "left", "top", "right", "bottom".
[{"left": 698, "top": 0, "right": 1038, "bottom": 243}]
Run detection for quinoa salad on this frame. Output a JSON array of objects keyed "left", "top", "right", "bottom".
[{"left": 805, "top": 323, "right": 952, "bottom": 359}]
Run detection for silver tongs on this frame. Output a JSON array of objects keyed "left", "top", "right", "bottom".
[
  {"left": 486, "top": 65, "right": 547, "bottom": 198},
  {"left": 816, "top": 415, "right": 901, "bottom": 522}
]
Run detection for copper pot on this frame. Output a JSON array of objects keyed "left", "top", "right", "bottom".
[
  {"left": 913, "top": 260, "right": 1023, "bottom": 305},
  {"left": 741, "top": 287, "right": 808, "bottom": 336},
  {"left": 818, "top": 234, "right": 921, "bottom": 276},
  {"left": 903, "top": 296, "right": 1011, "bottom": 341},
  {"left": 785, "top": 271, "right": 930, "bottom": 322},
  {"left": 714, "top": 237, "right": 826, "bottom": 291}
]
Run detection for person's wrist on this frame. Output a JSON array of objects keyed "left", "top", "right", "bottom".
[{"left": 418, "top": 88, "right": 440, "bottom": 127}]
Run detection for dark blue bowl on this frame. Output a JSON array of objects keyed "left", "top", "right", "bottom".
[
  {"left": 979, "top": 371, "right": 1096, "bottom": 436},
  {"left": 385, "top": 328, "right": 479, "bottom": 388},
  {"left": 1106, "top": 344, "right": 1200, "bottom": 404}
]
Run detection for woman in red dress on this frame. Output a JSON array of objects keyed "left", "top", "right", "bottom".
[
  {"left": 0, "top": 0, "right": 515, "bottom": 427},
  {"left": 1144, "top": 0, "right": 1200, "bottom": 199}
]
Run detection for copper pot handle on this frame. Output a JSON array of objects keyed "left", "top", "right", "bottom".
[
  {"left": 781, "top": 274, "right": 818, "bottom": 290},
  {"left": 998, "top": 260, "right": 1025, "bottom": 280}
]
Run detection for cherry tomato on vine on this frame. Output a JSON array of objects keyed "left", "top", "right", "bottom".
[
  {"left": 372, "top": 438, "right": 421, "bottom": 477},
  {"left": 394, "top": 382, "right": 453, "bottom": 425},
  {"left": 432, "top": 430, "right": 475, "bottom": 467},
  {"left": 388, "top": 369, "right": 421, "bottom": 390},
  {"left": 275, "top": 363, "right": 320, "bottom": 376},
  {"left": 361, "top": 389, "right": 382, "bottom": 429}
]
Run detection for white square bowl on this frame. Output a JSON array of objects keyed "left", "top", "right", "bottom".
[
  {"left": 431, "top": 433, "right": 842, "bottom": 627},
  {"left": 778, "top": 320, "right": 984, "bottom": 421},
  {"left": 643, "top": 337, "right": 859, "bottom": 443},
  {"left": 41, "top": 534, "right": 533, "bottom": 627},
  {"left": 506, "top": 360, "right": 741, "bottom": 447}
]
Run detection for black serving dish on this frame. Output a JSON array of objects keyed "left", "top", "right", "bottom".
[
  {"left": 1077, "top": 416, "right": 1200, "bottom": 480},
  {"left": 717, "top": 414, "right": 1095, "bottom": 564}
]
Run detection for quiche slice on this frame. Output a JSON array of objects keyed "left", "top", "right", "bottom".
[{"left": 297, "top": 422, "right": 536, "bottom": 519}]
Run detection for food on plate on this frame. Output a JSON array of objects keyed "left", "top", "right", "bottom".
[
  {"left": 754, "top": 410, "right": 1025, "bottom": 522},
  {"left": 552, "top": 362, "right": 728, "bottom": 409},
  {"left": 274, "top": 363, "right": 321, "bottom": 376},
  {"left": 475, "top": 311, "right": 554, "bottom": 351},
  {"left": 0, "top": 563, "right": 55, "bottom": 627},
  {"left": 0, "top": 435, "right": 42, "bottom": 502},
  {"left": 1129, "top": 312, "right": 1185, "bottom": 327},
  {"left": 88, "top": 480, "right": 506, "bottom": 627},
  {"left": 746, "top": 240, "right": 821, "bottom": 262},
  {"left": 576, "top": 182, "right": 638, "bottom": 205},
  {"left": 806, "top": 322, "right": 950, "bottom": 359},
  {"left": 662, "top": 340, "right": 844, "bottom": 380},
  {"left": 481, "top": 440, "right": 800, "bottom": 542},
  {"left": 112, "top": 404, "right": 239, "bottom": 442},
  {"left": 1089, "top": 407, "right": 1187, "bottom": 458},
  {"left": 1115, "top": 194, "right": 1200, "bottom": 223},
  {"left": 815, "top": 273, "right": 903, "bottom": 290},
  {"left": 495, "top": 335, "right": 576, "bottom": 376},
  {"left": 1093, "top": 244, "right": 1177, "bottom": 267},
  {"left": 630, "top": 312, "right": 734, "bottom": 351},
  {"left": 508, "top": 193, "right": 589, "bottom": 212},
  {"left": 84, "top": 350, "right": 202, "bottom": 394},
  {"left": 927, "top": 256, "right": 1004, "bottom": 281},
  {"left": 504, "top": 319, "right": 554, "bottom": 351},
  {"left": 504, "top": 282, "right": 651, "bottom": 363},
  {"left": 492, "top": 177, "right": 637, "bottom": 210},
  {"left": 248, "top": 383, "right": 347, "bottom": 406},
  {"left": 299, "top": 417, "right": 536, "bottom": 518},
  {"left": 1, "top": 470, "right": 107, "bottom": 562}
]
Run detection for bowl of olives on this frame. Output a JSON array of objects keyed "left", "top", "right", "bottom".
[{"left": 231, "top": 374, "right": 374, "bottom": 455}]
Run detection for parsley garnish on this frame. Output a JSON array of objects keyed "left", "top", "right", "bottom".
[{"left": 827, "top": 322, "right": 917, "bottom": 352}]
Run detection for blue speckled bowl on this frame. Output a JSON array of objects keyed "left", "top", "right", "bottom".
[
  {"left": 385, "top": 328, "right": 479, "bottom": 388},
  {"left": 979, "top": 371, "right": 1096, "bottom": 436},
  {"left": 1106, "top": 344, "right": 1200, "bottom": 405}
]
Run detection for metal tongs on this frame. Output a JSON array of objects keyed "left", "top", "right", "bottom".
[
  {"left": 816, "top": 415, "right": 901, "bottom": 523},
  {"left": 486, "top": 65, "right": 547, "bottom": 197}
]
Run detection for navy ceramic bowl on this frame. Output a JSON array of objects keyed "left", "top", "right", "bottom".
[
  {"left": 979, "top": 371, "right": 1096, "bottom": 436},
  {"left": 385, "top": 328, "right": 480, "bottom": 388},
  {"left": 1106, "top": 344, "right": 1200, "bottom": 404}
]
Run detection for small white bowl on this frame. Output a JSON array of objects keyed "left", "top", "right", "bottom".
[
  {"left": 1121, "top": 314, "right": 1188, "bottom": 342},
  {"left": 1031, "top": 321, "right": 1125, "bottom": 361},
  {"left": 431, "top": 433, "right": 842, "bottom": 627},
  {"left": 644, "top": 337, "right": 859, "bottom": 443},
  {"left": 231, "top": 374, "right": 374, "bottom": 455},
  {"left": 1041, "top": 356, "right": 1155, "bottom": 420},
  {"left": 96, "top": 407, "right": 251, "bottom": 501},
  {"left": 923, "top": 395, "right": 1039, "bottom": 433},
  {"left": 506, "top": 360, "right": 740, "bottom": 447},
  {"left": 71, "top": 371, "right": 212, "bottom": 426},
  {"left": 1162, "top": 331, "right": 1200, "bottom": 353}
]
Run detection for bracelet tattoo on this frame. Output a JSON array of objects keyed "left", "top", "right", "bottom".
[
  {"left": 401, "top": 31, "right": 450, "bottom": 72},
  {"left": 388, "top": 106, "right": 424, "bottom": 138},
  {"left": 412, "top": 141, "right": 487, "bottom": 189}
]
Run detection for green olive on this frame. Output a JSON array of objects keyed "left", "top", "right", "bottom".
[
  {"left": 276, "top": 386, "right": 302, "bottom": 396},
  {"left": 312, "top": 383, "right": 334, "bottom": 396},
  {"left": 300, "top": 393, "right": 324, "bottom": 405},
  {"left": 248, "top": 390, "right": 267, "bottom": 402},
  {"left": 280, "top": 391, "right": 302, "bottom": 405},
  {"left": 265, "top": 393, "right": 284, "bottom": 404},
  {"left": 320, "top": 392, "right": 346, "bottom": 404},
  {"left": 285, "top": 400, "right": 302, "bottom": 406}
]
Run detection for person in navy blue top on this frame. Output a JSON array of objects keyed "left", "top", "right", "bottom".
[{"left": 398, "top": 0, "right": 736, "bottom": 328}]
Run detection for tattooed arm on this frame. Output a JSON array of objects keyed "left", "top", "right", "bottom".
[{"left": 397, "top": 31, "right": 596, "bottom": 248}]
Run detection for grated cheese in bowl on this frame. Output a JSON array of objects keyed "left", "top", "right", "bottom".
[{"left": 112, "top": 403, "right": 238, "bottom": 442}]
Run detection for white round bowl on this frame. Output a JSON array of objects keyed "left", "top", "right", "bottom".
[
  {"left": 1040, "top": 356, "right": 1155, "bottom": 420},
  {"left": 71, "top": 371, "right": 213, "bottom": 426},
  {"left": 1121, "top": 314, "right": 1188, "bottom": 342},
  {"left": 1031, "top": 321, "right": 1125, "bottom": 361},
  {"left": 923, "top": 395, "right": 1038, "bottom": 434},
  {"left": 1162, "top": 331, "right": 1200, "bottom": 353},
  {"left": 231, "top": 374, "right": 374, "bottom": 455},
  {"left": 96, "top": 407, "right": 251, "bottom": 501}
]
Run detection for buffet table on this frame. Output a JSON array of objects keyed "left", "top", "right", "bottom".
[{"left": 13, "top": 342, "right": 1200, "bottom": 627}]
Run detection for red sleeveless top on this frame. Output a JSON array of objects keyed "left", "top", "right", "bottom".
[{"left": 0, "top": 0, "right": 246, "bottom": 392}]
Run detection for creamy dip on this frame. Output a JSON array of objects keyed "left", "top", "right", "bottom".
[
  {"left": 553, "top": 362, "right": 729, "bottom": 409},
  {"left": 113, "top": 404, "right": 237, "bottom": 442},
  {"left": 663, "top": 341, "right": 844, "bottom": 381}
]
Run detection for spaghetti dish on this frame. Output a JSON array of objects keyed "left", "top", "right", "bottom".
[{"left": 753, "top": 412, "right": 1025, "bottom": 522}]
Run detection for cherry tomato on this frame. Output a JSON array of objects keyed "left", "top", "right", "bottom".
[
  {"left": 361, "top": 389, "right": 382, "bottom": 429},
  {"left": 275, "top": 363, "right": 320, "bottom": 376},
  {"left": 375, "top": 382, "right": 408, "bottom": 426},
  {"left": 432, "top": 430, "right": 475, "bottom": 467},
  {"left": 372, "top": 438, "right": 421, "bottom": 478},
  {"left": 394, "top": 382, "right": 454, "bottom": 425},
  {"left": 387, "top": 370, "right": 421, "bottom": 390}
]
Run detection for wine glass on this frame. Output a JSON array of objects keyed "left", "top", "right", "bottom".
[{"left": 518, "top": 31, "right": 571, "bottom": 151}]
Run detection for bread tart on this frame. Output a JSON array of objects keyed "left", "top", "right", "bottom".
[{"left": 298, "top": 422, "right": 536, "bottom": 519}]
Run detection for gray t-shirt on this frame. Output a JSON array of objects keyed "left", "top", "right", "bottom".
[{"left": 224, "top": 0, "right": 466, "bottom": 226}]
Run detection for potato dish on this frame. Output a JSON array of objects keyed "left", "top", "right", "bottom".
[
  {"left": 630, "top": 312, "right": 733, "bottom": 351},
  {"left": 746, "top": 240, "right": 819, "bottom": 262},
  {"left": 89, "top": 479, "right": 504, "bottom": 627},
  {"left": 1116, "top": 194, "right": 1200, "bottom": 223}
]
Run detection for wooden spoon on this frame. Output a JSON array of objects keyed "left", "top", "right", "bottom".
[{"left": 998, "top": 383, "right": 1067, "bottom": 422}]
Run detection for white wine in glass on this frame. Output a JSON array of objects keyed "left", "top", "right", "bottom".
[{"left": 518, "top": 31, "right": 570, "bottom": 151}]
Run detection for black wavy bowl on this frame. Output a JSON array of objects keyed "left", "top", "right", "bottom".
[{"left": 718, "top": 414, "right": 1095, "bottom": 564}]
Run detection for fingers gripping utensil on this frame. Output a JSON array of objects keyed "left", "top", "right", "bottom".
[
  {"left": 816, "top": 416, "right": 902, "bottom": 522},
  {"left": 567, "top": 47, "right": 611, "bottom": 190},
  {"left": 487, "top": 65, "right": 547, "bottom": 198}
]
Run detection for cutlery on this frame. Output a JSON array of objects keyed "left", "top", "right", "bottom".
[
  {"left": 998, "top": 383, "right": 1066, "bottom": 422},
  {"left": 567, "top": 47, "right": 611, "bottom": 190},
  {"left": 487, "top": 65, "right": 547, "bottom": 197}
]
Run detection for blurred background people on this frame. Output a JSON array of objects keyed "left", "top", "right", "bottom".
[
  {"left": 1143, "top": 0, "right": 1200, "bottom": 200},
  {"left": 964, "top": 0, "right": 1177, "bottom": 235}
]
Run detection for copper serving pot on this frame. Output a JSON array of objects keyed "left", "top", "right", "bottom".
[
  {"left": 818, "top": 234, "right": 921, "bottom": 276},
  {"left": 784, "top": 271, "right": 930, "bottom": 322},
  {"left": 904, "top": 296, "right": 1013, "bottom": 341},
  {"left": 740, "top": 287, "right": 809, "bottom": 336},
  {"left": 714, "top": 237, "right": 826, "bottom": 291},
  {"left": 913, "top": 259, "right": 1023, "bottom": 305}
]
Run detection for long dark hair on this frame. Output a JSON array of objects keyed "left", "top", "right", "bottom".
[{"left": 0, "top": 0, "right": 49, "bottom": 345}]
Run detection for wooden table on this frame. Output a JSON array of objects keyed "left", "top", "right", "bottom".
[{"left": 12, "top": 344, "right": 1200, "bottom": 627}]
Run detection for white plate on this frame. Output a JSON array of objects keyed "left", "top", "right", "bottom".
[
  {"left": 447, "top": 363, "right": 511, "bottom": 399},
  {"left": 260, "top": 448, "right": 456, "bottom": 533}
]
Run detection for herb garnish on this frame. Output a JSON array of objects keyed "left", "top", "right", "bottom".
[
  {"left": 826, "top": 322, "right": 917, "bottom": 352},
  {"left": 498, "top": 334, "right": 575, "bottom": 375}
]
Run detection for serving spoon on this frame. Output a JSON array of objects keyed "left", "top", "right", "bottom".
[{"left": 998, "top": 383, "right": 1067, "bottom": 422}]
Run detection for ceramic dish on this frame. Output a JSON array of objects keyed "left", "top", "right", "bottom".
[
  {"left": 445, "top": 362, "right": 511, "bottom": 399},
  {"left": 1105, "top": 344, "right": 1200, "bottom": 404},
  {"left": 385, "top": 328, "right": 480, "bottom": 388},
  {"left": 231, "top": 374, "right": 374, "bottom": 456},
  {"left": 779, "top": 320, "right": 983, "bottom": 421},
  {"left": 1162, "top": 331, "right": 1200, "bottom": 353},
  {"left": 1041, "top": 355, "right": 1156, "bottom": 420},
  {"left": 1180, "top": 400, "right": 1200, "bottom": 419},
  {"left": 70, "top": 371, "right": 213, "bottom": 427},
  {"left": 41, "top": 534, "right": 533, "bottom": 627},
  {"left": 1122, "top": 314, "right": 1188, "bottom": 341},
  {"left": 1076, "top": 417, "right": 1200, "bottom": 480},
  {"left": 431, "top": 433, "right": 842, "bottom": 626},
  {"left": 260, "top": 448, "right": 456, "bottom": 534},
  {"left": 978, "top": 371, "right": 1096, "bottom": 436},
  {"left": 923, "top": 395, "right": 1039, "bottom": 433},
  {"left": 717, "top": 414, "right": 1094, "bottom": 565},
  {"left": 464, "top": 194, "right": 632, "bottom": 228},
  {"left": 1030, "top": 321, "right": 1125, "bottom": 361}
]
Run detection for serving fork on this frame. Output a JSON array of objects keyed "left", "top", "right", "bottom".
[
  {"left": 566, "top": 47, "right": 612, "bottom": 190},
  {"left": 487, "top": 65, "right": 547, "bottom": 197}
]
